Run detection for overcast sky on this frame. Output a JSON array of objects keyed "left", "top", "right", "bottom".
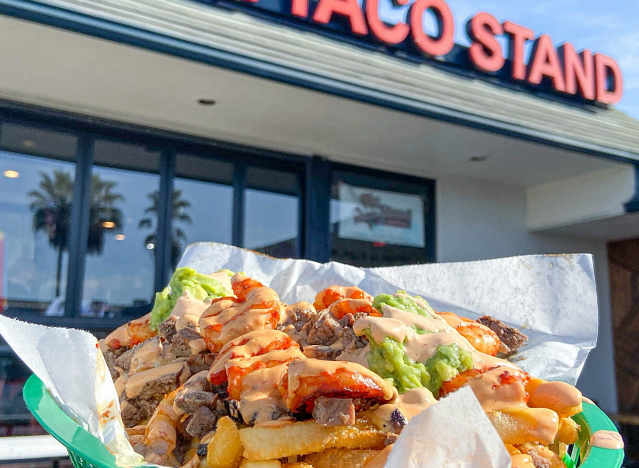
[{"left": 442, "top": 0, "right": 639, "bottom": 118}]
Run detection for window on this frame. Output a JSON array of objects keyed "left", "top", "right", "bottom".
[
  {"left": 330, "top": 170, "right": 435, "bottom": 267},
  {"left": 244, "top": 166, "right": 300, "bottom": 258},
  {"left": 173, "top": 154, "right": 234, "bottom": 268},
  {"left": 0, "top": 113, "right": 307, "bottom": 446},
  {"left": 0, "top": 123, "right": 78, "bottom": 319},
  {"left": 81, "top": 140, "right": 161, "bottom": 319}
]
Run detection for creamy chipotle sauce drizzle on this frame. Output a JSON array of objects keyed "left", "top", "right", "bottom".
[
  {"left": 351, "top": 295, "right": 564, "bottom": 445},
  {"left": 591, "top": 430, "right": 624, "bottom": 449},
  {"left": 353, "top": 304, "right": 518, "bottom": 372},
  {"left": 199, "top": 286, "right": 281, "bottom": 351},
  {"left": 371, "top": 387, "right": 436, "bottom": 430},
  {"left": 238, "top": 364, "right": 293, "bottom": 425}
]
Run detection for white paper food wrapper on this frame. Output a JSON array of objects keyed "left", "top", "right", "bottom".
[
  {"left": 386, "top": 387, "right": 512, "bottom": 468},
  {"left": 0, "top": 317, "right": 143, "bottom": 466},
  {"left": 0, "top": 242, "right": 599, "bottom": 468}
]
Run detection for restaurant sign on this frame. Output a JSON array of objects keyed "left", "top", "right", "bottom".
[
  {"left": 210, "top": 0, "right": 623, "bottom": 104},
  {"left": 337, "top": 183, "right": 426, "bottom": 247}
]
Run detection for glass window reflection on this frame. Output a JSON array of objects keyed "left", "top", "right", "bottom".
[
  {"left": 82, "top": 142, "right": 160, "bottom": 318},
  {"left": 0, "top": 151, "right": 76, "bottom": 318},
  {"left": 330, "top": 172, "right": 433, "bottom": 267},
  {"left": 173, "top": 154, "right": 234, "bottom": 268},
  {"left": 244, "top": 166, "right": 300, "bottom": 258}
]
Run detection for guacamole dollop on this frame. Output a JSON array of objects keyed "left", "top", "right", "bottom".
[
  {"left": 372, "top": 293, "right": 436, "bottom": 318},
  {"left": 366, "top": 291, "right": 473, "bottom": 396},
  {"left": 366, "top": 330, "right": 472, "bottom": 395},
  {"left": 425, "top": 343, "right": 474, "bottom": 394},
  {"left": 150, "top": 267, "right": 233, "bottom": 330},
  {"left": 365, "top": 331, "right": 431, "bottom": 393}
]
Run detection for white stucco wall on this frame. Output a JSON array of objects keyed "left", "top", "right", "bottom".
[{"left": 437, "top": 176, "right": 618, "bottom": 413}]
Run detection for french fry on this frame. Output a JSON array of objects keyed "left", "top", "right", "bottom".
[
  {"left": 281, "top": 464, "right": 313, "bottom": 468},
  {"left": 488, "top": 407, "right": 559, "bottom": 445},
  {"left": 303, "top": 449, "right": 378, "bottom": 468},
  {"left": 528, "top": 382, "right": 583, "bottom": 417},
  {"left": 359, "top": 445, "right": 392, "bottom": 468},
  {"left": 207, "top": 417, "right": 244, "bottom": 468},
  {"left": 239, "top": 420, "right": 386, "bottom": 460},
  {"left": 239, "top": 460, "right": 282, "bottom": 468},
  {"left": 555, "top": 417, "right": 580, "bottom": 445}
]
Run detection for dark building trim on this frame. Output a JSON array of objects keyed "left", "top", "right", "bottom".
[
  {"left": 64, "top": 136, "right": 94, "bottom": 318},
  {"left": 303, "top": 156, "right": 331, "bottom": 262},
  {"left": 155, "top": 150, "right": 176, "bottom": 292}
]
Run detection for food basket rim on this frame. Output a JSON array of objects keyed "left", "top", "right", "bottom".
[{"left": 22, "top": 374, "right": 624, "bottom": 468}]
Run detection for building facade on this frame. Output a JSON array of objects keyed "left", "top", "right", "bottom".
[{"left": 0, "top": 0, "right": 638, "bottom": 455}]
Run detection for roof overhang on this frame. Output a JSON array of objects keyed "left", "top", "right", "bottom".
[{"left": 1, "top": 0, "right": 639, "bottom": 163}]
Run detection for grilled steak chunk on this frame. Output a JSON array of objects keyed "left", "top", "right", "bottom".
[
  {"left": 115, "top": 348, "right": 134, "bottom": 373},
  {"left": 187, "top": 352, "right": 215, "bottom": 374},
  {"left": 175, "top": 390, "right": 217, "bottom": 415},
  {"left": 302, "top": 345, "right": 340, "bottom": 360},
  {"left": 476, "top": 316, "right": 528, "bottom": 354},
  {"left": 125, "top": 361, "right": 190, "bottom": 400},
  {"left": 158, "top": 316, "right": 178, "bottom": 342},
  {"left": 312, "top": 397, "right": 355, "bottom": 426},
  {"left": 121, "top": 397, "right": 159, "bottom": 428},
  {"left": 186, "top": 406, "right": 218, "bottom": 439},
  {"left": 304, "top": 311, "right": 344, "bottom": 346},
  {"left": 172, "top": 327, "right": 203, "bottom": 357},
  {"left": 102, "top": 346, "right": 125, "bottom": 381}
]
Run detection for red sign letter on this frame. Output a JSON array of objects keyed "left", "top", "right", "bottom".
[
  {"left": 367, "top": 0, "right": 409, "bottom": 44},
  {"left": 595, "top": 54, "right": 623, "bottom": 104},
  {"left": 410, "top": 0, "right": 454, "bottom": 57},
  {"left": 313, "top": 0, "right": 368, "bottom": 35},
  {"left": 527, "top": 35, "right": 566, "bottom": 92},
  {"left": 503, "top": 21, "right": 534, "bottom": 81},
  {"left": 467, "top": 12, "right": 504, "bottom": 73},
  {"left": 558, "top": 43, "right": 595, "bottom": 100},
  {"left": 291, "top": 0, "right": 309, "bottom": 17}
]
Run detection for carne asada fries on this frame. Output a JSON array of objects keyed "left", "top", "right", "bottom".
[{"left": 99, "top": 267, "right": 587, "bottom": 468}]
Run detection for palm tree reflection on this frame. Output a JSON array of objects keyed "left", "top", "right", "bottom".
[
  {"left": 29, "top": 170, "right": 124, "bottom": 296},
  {"left": 138, "top": 189, "right": 192, "bottom": 270}
]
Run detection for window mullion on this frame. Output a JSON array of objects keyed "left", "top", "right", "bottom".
[
  {"left": 232, "top": 163, "right": 247, "bottom": 248},
  {"left": 303, "top": 155, "right": 331, "bottom": 262},
  {"left": 64, "top": 136, "right": 94, "bottom": 318},
  {"left": 155, "top": 150, "right": 176, "bottom": 292}
]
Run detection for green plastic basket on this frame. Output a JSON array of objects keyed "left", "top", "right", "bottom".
[{"left": 23, "top": 374, "right": 625, "bottom": 468}]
